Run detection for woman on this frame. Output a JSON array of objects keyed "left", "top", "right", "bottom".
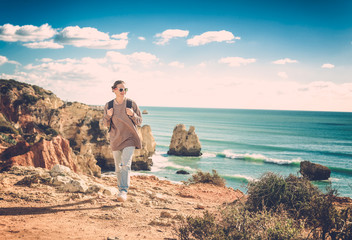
[{"left": 103, "top": 80, "right": 142, "bottom": 202}]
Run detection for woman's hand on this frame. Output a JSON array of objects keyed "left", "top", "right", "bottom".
[
  {"left": 107, "top": 108, "right": 113, "bottom": 117},
  {"left": 126, "top": 108, "right": 134, "bottom": 117}
]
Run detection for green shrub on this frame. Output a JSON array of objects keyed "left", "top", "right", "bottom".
[
  {"left": 13, "top": 93, "right": 39, "bottom": 108},
  {"left": 246, "top": 172, "right": 288, "bottom": 211},
  {"left": 0, "top": 79, "right": 27, "bottom": 94},
  {"left": 0, "top": 133, "right": 16, "bottom": 145},
  {"left": 176, "top": 206, "right": 304, "bottom": 240},
  {"left": 246, "top": 172, "right": 352, "bottom": 240},
  {"left": 0, "top": 119, "right": 18, "bottom": 134},
  {"left": 177, "top": 211, "right": 226, "bottom": 240},
  {"left": 187, "top": 170, "right": 226, "bottom": 187},
  {"left": 37, "top": 123, "right": 58, "bottom": 137}
]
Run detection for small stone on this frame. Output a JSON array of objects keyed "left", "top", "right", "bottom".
[
  {"left": 102, "top": 186, "right": 118, "bottom": 196},
  {"left": 196, "top": 204, "right": 205, "bottom": 209},
  {"left": 176, "top": 170, "right": 190, "bottom": 175},
  {"left": 160, "top": 211, "right": 172, "bottom": 218}
]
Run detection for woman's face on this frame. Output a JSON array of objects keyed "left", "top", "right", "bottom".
[{"left": 113, "top": 83, "right": 128, "bottom": 97}]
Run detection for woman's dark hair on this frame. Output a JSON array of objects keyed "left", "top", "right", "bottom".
[{"left": 112, "top": 80, "right": 125, "bottom": 90}]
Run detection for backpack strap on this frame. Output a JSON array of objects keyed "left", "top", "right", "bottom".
[
  {"left": 108, "top": 99, "right": 114, "bottom": 132},
  {"left": 126, "top": 98, "right": 132, "bottom": 109},
  {"left": 108, "top": 99, "right": 114, "bottom": 109}
]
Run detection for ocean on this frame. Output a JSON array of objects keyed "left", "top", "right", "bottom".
[{"left": 139, "top": 107, "right": 352, "bottom": 198}]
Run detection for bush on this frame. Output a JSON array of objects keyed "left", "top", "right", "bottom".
[
  {"left": 187, "top": 170, "right": 226, "bottom": 187},
  {"left": 246, "top": 172, "right": 352, "bottom": 240},
  {"left": 37, "top": 123, "right": 58, "bottom": 137},
  {"left": 177, "top": 171, "right": 352, "bottom": 240},
  {"left": 0, "top": 133, "right": 16, "bottom": 145},
  {"left": 176, "top": 206, "right": 304, "bottom": 240},
  {"left": 13, "top": 93, "right": 39, "bottom": 108},
  {"left": 0, "top": 121, "right": 18, "bottom": 134},
  {"left": 246, "top": 173, "right": 323, "bottom": 218}
]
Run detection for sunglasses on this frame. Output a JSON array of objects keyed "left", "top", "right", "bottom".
[{"left": 115, "top": 88, "right": 128, "bottom": 92}]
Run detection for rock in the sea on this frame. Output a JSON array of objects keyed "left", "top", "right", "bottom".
[
  {"left": 142, "top": 110, "right": 148, "bottom": 114},
  {"left": 300, "top": 161, "right": 331, "bottom": 180},
  {"left": 168, "top": 124, "right": 202, "bottom": 156},
  {"left": 176, "top": 170, "right": 190, "bottom": 175}
]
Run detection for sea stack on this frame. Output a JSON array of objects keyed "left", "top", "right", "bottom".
[
  {"left": 167, "top": 124, "right": 202, "bottom": 156},
  {"left": 300, "top": 161, "right": 331, "bottom": 181}
]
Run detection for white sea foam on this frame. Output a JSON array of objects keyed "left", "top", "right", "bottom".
[
  {"left": 150, "top": 153, "right": 171, "bottom": 172},
  {"left": 222, "top": 150, "right": 302, "bottom": 165},
  {"left": 328, "top": 178, "right": 340, "bottom": 182},
  {"left": 264, "top": 157, "right": 302, "bottom": 165},
  {"left": 202, "top": 152, "right": 217, "bottom": 158},
  {"left": 151, "top": 152, "right": 195, "bottom": 172}
]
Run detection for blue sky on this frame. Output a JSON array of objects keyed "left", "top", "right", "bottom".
[{"left": 1, "top": 0, "right": 351, "bottom": 111}]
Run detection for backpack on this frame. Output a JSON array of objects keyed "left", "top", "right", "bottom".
[{"left": 108, "top": 98, "right": 133, "bottom": 132}]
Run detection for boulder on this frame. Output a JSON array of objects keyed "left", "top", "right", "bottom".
[
  {"left": 168, "top": 124, "right": 202, "bottom": 156},
  {"left": 62, "top": 179, "right": 89, "bottom": 193},
  {"left": 300, "top": 161, "right": 331, "bottom": 180},
  {"left": 176, "top": 170, "right": 190, "bottom": 175},
  {"left": 50, "top": 164, "right": 81, "bottom": 179},
  {"left": 142, "top": 110, "right": 148, "bottom": 114},
  {"left": 10, "top": 165, "right": 118, "bottom": 196}
]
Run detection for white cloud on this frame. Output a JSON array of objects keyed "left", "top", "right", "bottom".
[
  {"left": 23, "top": 40, "right": 64, "bottom": 49},
  {"left": 321, "top": 63, "right": 335, "bottom": 69},
  {"left": 0, "top": 23, "right": 56, "bottom": 42},
  {"left": 0, "top": 55, "right": 20, "bottom": 66},
  {"left": 111, "top": 32, "right": 129, "bottom": 40},
  {"left": 129, "top": 52, "right": 159, "bottom": 65},
  {"left": 198, "top": 62, "right": 207, "bottom": 68},
  {"left": 219, "top": 57, "right": 256, "bottom": 67},
  {"left": 106, "top": 51, "right": 130, "bottom": 64},
  {"left": 39, "top": 58, "right": 54, "bottom": 63},
  {"left": 55, "top": 26, "right": 128, "bottom": 49},
  {"left": 272, "top": 58, "right": 298, "bottom": 64},
  {"left": 277, "top": 71, "right": 288, "bottom": 79},
  {"left": 168, "top": 61, "right": 184, "bottom": 68},
  {"left": 8, "top": 51, "right": 163, "bottom": 104},
  {"left": 105, "top": 51, "right": 159, "bottom": 66},
  {"left": 138, "top": 36, "right": 146, "bottom": 41},
  {"left": 187, "top": 30, "right": 240, "bottom": 46},
  {"left": 154, "top": 29, "right": 189, "bottom": 45},
  {"left": 4, "top": 52, "right": 352, "bottom": 112}
]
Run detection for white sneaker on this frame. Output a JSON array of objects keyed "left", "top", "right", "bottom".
[{"left": 117, "top": 191, "right": 127, "bottom": 202}]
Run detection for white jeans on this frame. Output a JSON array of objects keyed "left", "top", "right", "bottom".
[{"left": 113, "top": 146, "right": 135, "bottom": 193}]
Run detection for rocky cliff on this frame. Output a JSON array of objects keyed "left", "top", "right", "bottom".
[{"left": 0, "top": 79, "right": 155, "bottom": 175}]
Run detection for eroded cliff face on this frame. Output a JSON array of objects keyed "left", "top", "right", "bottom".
[{"left": 0, "top": 79, "right": 155, "bottom": 175}]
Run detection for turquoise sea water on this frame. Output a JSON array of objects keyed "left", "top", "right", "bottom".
[{"left": 139, "top": 107, "right": 352, "bottom": 198}]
